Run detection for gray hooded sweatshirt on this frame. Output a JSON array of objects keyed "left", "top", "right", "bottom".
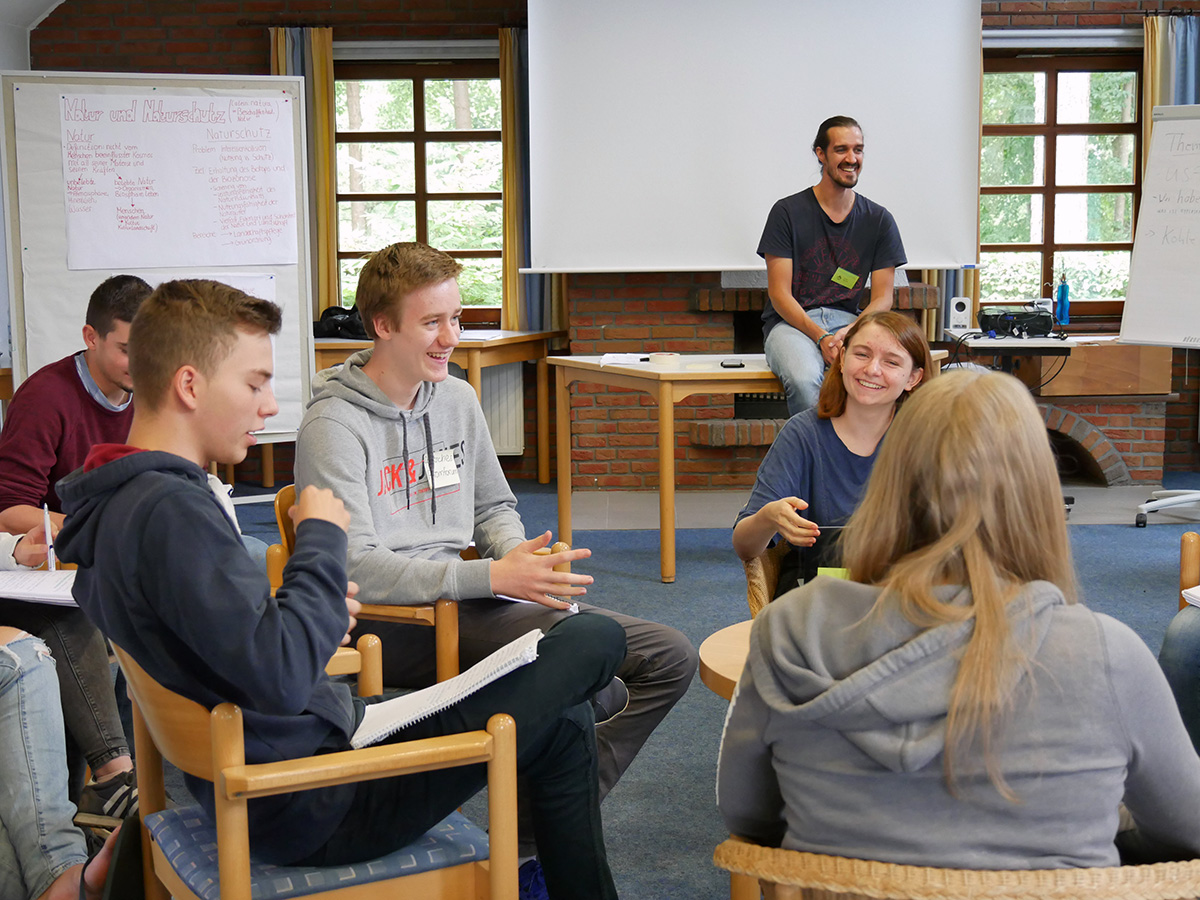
[
  {"left": 295, "top": 349, "right": 525, "bottom": 605},
  {"left": 717, "top": 576, "right": 1200, "bottom": 869}
]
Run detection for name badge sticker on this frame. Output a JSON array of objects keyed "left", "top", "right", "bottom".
[
  {"left": 831, "top": 267, "right": 860, "bottom": 289},
  {"left": 430, "top": 448, "right": 461, "bottom": 487}
]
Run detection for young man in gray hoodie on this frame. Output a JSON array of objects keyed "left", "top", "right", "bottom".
[{"left": 295, "top": 242, "right": 697, "bottom": 822}]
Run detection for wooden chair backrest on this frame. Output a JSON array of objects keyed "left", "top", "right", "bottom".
[
  {"left": 1182, "top": 532, "right": 1200, "bottom": 611},
  {"left": 112, "top": 644, "right": 216, "bottom": 780},
  {"left": 745, "top": 541, "right": 793, "bottom": 618}
]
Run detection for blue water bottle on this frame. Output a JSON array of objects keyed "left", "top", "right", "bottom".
[{"left": 1056, "top": 273, "right": 1069, "bottom": 326}]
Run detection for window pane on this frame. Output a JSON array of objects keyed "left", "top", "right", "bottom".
[
  {"left": 427, "top": 141, "right": 502, "bottom": 192},
  {"left": 1054, "top": 250, "right": 1130, "bottom": 299},
  {"left": 428, "top": 200, "right": 502, "bottom": 250},
  {"left": 980, "top": 194, "right": 1043, "bottom": 244},
  {"left": 425, "top": 79, "right": 502, "bottom": 131},
  {"left": 1054, "top": 134, "right": 1135, "bottom": 186},
  {"left": 458, "top": 258, "right": 502, "bottom": 307},
  {"left": 980, "top": 252, "right": 1043, "bottom": 302},
  {"left": 338, "top": 257, "right": 368, "bottom": 308},
  {"left": 1057, "top": 71, "right": 1137, "bottom": 124},
  {"left": 982, "top": 72, "right": 1046, "bottom": 124},
  {"left": 337, "top": 142, "right": 415, "bottom": 193},
  {"left": 1053, "top": 193, "right": 1134, "bottom": 242},
  {"left": 338, "top": 200, "right": 416, "bottom": 251},
  {"left": 981, "top": 135, "right": 1044, "bottom": 187},
  {"left": 335, "top": 80, "right": 414, "bottom": 131}
]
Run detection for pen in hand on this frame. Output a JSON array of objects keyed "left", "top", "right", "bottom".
[{"left": 43, "top": 503, "right": 56, "bottom": 571}]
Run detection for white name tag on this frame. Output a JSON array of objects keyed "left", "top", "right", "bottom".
[{"left": 430, "top": 448, "right": 461, "bottom": 487}]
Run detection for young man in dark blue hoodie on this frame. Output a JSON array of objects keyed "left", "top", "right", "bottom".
[{"left": 56, "top": 279, "right": 625, "bottom": 899}]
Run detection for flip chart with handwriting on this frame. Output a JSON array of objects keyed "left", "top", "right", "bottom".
[{"left": 60, "top": 92, "right": 297, "bottom": 269}]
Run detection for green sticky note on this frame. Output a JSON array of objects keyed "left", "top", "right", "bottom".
[
  {"left": 817, "top": 567, "right": 850, "bottom": 580},
  {"left": 831, "top": 267, "right": 860, "bottom": 289}
]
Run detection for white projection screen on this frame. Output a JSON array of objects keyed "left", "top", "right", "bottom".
[{"left": 527, "top": 0, "right": 982, "bottom": 273}]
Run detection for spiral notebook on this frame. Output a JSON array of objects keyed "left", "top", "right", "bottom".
[{"left": 351, "top": 628, "right": 544, "bottom": 749}]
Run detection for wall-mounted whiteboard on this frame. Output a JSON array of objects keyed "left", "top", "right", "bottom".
[
  {"left": 1120, "top": 105, "right": 1200, "bottom": 348},
  {"left": 527, "top": 0, "right": 982, "bottom": 273},
  {"left": 1, "top": 71, "right": 312, "bottom": 438}
]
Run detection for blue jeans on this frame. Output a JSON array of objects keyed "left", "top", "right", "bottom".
[
  {"left": 764, "top": 307, "right": 860, "bottom": 416},
  {"left": 1159, "top": 604, "right": 1200, "bottom": 750},
  {"left": 0, "top": 633, "right": 88, "bottom": 900},
  {"left": 0, "top": 599, "right": 129, "bottom": 785}
]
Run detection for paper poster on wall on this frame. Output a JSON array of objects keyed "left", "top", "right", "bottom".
[{"left": 59, "top": 92, "right": 297, "bottom": 270}]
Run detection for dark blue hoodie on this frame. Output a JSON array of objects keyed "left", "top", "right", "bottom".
[{"left": 56, "top": 448, "right": 357, "bottom": 864}]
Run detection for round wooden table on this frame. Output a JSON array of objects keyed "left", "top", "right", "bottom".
[{"left": 698, "top": 619, "right": 753, "bottom": 701}]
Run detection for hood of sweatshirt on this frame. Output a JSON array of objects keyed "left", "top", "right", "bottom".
[
  {"left": 311, "top": 349, "right": 442, "bottom": 521},
  {"left": 56, "top": 449, "right": 206, "bottom": 568},
  {"left": 748, "top": 577, "right": 1065, "bottom": 774}
]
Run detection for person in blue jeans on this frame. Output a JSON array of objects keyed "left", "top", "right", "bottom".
[
  {"left": 1158, "top": 604, "right": 1200, "bottom": 749},
  {"left": 0, "top": 527, "right": 117, "bottom": 900},
  {"left": 758, "top": 115, "right": 907, "bottom": 416}
]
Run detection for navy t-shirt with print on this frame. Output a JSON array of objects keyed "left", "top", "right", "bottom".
[{"left": 756, "top": 187, "right": 906, "bottom": 338}]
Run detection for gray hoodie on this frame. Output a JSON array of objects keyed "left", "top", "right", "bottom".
[
  {"left": 295, "top": 350, "right": 525, "bottom": 605},
  {"left": 717, "top": 576, "right": 1200, "bottom": 868}
]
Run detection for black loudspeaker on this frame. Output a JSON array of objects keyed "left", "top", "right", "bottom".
[{"left": 977, "top": 306, "right": 1054, "bottom": 338}]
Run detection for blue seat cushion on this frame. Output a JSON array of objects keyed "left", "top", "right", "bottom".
[{"left": 144, "top": 805, "right": 489, "bottom": 900}]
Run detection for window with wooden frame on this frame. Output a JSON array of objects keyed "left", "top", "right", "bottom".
[
  {"left": 980, "top": 54, "right": 1141, "bottom": 326},
  {"left": 334, "top": 60, "right": 502, "bottom": 318}
]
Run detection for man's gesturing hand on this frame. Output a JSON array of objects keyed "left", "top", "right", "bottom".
[{"left": 489, "top": 531, "right": 594, "bottom": 609}]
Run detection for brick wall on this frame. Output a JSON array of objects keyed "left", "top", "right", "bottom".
[
  {"left": 981, "top": 1, "right": 1200, "bottom": 29},
  {"left": 1167, "top": 350, "right": 1200, "bottom": 472},
  {"left": 30, "top": 0, "right": 1200, "bottom": 488}
]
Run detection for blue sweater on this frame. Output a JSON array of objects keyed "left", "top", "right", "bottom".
[{"left": 56, "top": 449, "right": 355, "bottom": 864}]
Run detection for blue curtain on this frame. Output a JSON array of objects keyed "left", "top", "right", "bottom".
[{"left": 1174, "top": 16, "right": 1200, "bottom": 105}]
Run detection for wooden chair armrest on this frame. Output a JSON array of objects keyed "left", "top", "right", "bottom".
[
  {"left": 266, "top": 543, "right": 287, "bottom": 595},
  {"left": 357, "top": 603, "right": 437, "bottom": 625},
  {"left": 220, "top": 725, "right": 497, "bottom": 799},
  {"left": 325, "top": 646, "right": 361, "bottom": 677}
]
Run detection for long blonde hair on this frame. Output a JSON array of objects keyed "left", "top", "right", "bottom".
[{"left": 840, "top": 369, "right": 1076, "bottom": 796}]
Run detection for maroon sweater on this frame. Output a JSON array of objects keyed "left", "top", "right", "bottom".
[{"left": 0, "top": 353, "right": 133, "bottom": 514}]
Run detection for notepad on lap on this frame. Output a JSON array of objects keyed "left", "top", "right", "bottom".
[
  {"left": 0, "top": 570, "right": 77, "bottom": 606},
  {"left": 351, "top": 628, "right": 544, "bottom": 749},
  {"left": 1184, "top": 586, "right": 1200, "bottom": 609}
]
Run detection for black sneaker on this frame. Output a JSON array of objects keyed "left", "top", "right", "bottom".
[
  {"left": 591, "top": 676, "right": 629, "bottom": 725},
  {"left": 77, "top": 769, "right": 138, "bottom": 820}
]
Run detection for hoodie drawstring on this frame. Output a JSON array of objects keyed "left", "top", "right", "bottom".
[
  {"left": 401, "top": 418, "right": 411, "bottom": 512},
  {"left": 423, "top": 412, "right": 437, "bottom": 525}
]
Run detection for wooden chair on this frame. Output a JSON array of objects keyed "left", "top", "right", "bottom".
[
  {"left": 268, "top": 484, "right": 460, "bottom": 681},
  {"left": 115, "top": 635, "right": 518, "bottom": 900},
  {"left": 714, "top": 836, "right": 1200, "bottom": 900},
  {"left": 1181, "top": 531, "right": 1199, "bottom": 611},
  {"left": 744, "top": 541, "right": 793, "bottom": 618}
]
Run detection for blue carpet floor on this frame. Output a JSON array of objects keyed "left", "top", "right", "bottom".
[{"left": 226, "top": 481, "right": 1196, "bottom": 899}]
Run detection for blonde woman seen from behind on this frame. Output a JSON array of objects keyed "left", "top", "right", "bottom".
[{"left": 718, "top": 370, "right": 1200, "bottom": 868}]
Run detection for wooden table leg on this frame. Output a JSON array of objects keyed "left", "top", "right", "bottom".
[
  {"left": 555, "top": 366, "right": 572, "bottom": 548},
  {"left": 261, "top": 443, "right": 275, "bottom": 489},
  {"left": 658, "top": 381, "right": 676, "bottom": 583},
  {"left": 224, "top": 463, "right": 236, "bottom": 485},
  {"left": 467, "top": 349, "right": 483, "bottom": 403},
  {"left": 537, "top": 355, "right": 550, "bottom": 484}
]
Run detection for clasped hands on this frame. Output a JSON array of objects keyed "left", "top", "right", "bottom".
[
  {"left": 818, "top": 324, "right": 852, "bottom": 366},
  {"left": 490, "top": 530, "right": 593, "bottom": 610}
]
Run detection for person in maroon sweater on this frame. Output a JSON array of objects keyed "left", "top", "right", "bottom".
[{"left": 0, "top": 274, "right": 151, "bottom": 820}]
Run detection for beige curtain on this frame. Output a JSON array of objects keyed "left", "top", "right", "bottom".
[
  {"left": 500, "top": 28, "right": 523, "bottom": 330},
  {"left": 1143, "top": 17, "right": 1169, "bottom": 176},
  {"left": 271, "top": 27, "right": 340, "bottom": 314}
]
